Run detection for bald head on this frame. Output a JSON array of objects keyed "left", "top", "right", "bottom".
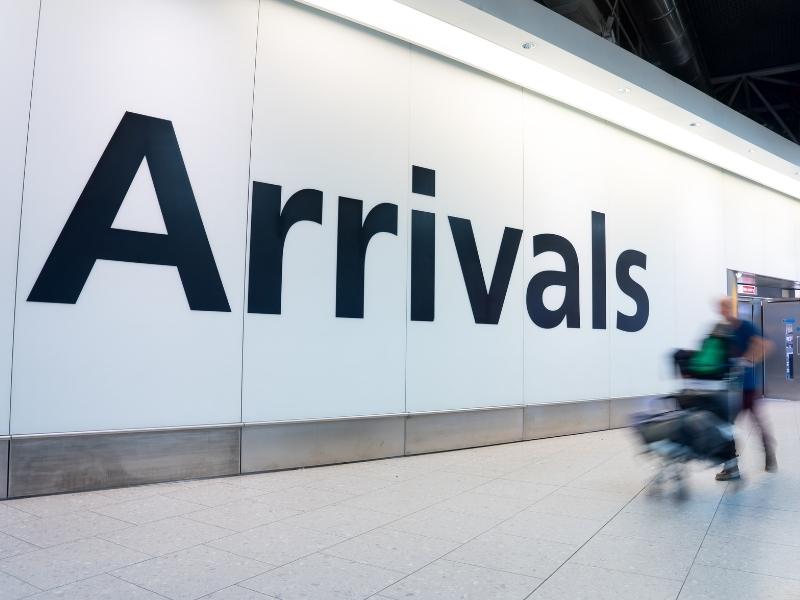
[{"left": 719, "top": 297, "right": 735, "bottom": 322}]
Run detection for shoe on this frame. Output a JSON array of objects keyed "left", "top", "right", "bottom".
[
  {"left": 715, "top": 468, "right": 741, "bottom": 481},
  {"left": 765, "top": 451, "right": 778, "bottom": 473}
]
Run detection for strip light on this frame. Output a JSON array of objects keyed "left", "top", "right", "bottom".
[{"left": 296, "top": 0, "right": 800, "bottom": 200}]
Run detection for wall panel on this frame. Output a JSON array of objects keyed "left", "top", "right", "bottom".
[
  {"left": 405, "top": 50, "right": 524, "bottom": 413},
  {"left": 523, "top": 92, "right": 611, "bottom": 404},
  {"left": 11, "top": 0, "right": 258, "bottom": 434},
  {"left": 0, "top": 1, "right": 40, "bottom": 436},
  {"left": 242, "top": 0, "right": 409, "bottom": 422}
]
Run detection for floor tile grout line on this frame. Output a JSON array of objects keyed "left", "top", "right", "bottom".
[
  {"left": 686, "top": 561, "right": 800, "bottom": 584},
  {"left": 674, "top": 478, "right": 729, "bottom": 598},
  {"left": 227, "top": 447, "right": 584, "bottom": 597},
  {"left": 361, "top": 445, "right": 632, "bottom": 599},
  {"left": 521, "top": 477, "right": 655, "bottom": 599},
  {"left": 106, "top": 571, "right": 173, "bottom": 600}
]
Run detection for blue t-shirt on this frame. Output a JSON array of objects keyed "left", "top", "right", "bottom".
[{"left": 730, "top": 319, "right": 760, "bottom": 390}]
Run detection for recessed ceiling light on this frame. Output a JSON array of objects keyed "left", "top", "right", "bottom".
[
  {"left": 617, "top": 87, "right": 631, "bottom": 94},
  {"left": 521, "top": 41, "right": 535, "bottom": 50}
]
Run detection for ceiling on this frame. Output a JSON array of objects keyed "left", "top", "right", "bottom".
[{"left": 535, "top": 0, "right": 800, "bottom": 144}]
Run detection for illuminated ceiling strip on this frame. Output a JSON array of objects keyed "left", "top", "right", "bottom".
[{"left": 295, "top": 0, "right": 800, "bottom": 200}]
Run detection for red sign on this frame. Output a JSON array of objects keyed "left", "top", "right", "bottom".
[{"left": 738, "top": 284, "right": 757, "bottom": 296}]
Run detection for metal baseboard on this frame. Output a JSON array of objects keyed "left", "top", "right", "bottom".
[
  {"left": 3, "top": 396, "right": 651, "bottom": 498},
  {"left": 524, "top": 399, "right": 610, "bottom": 439},
  {"left": 405, "top": 406, "right": 523, "bottom": 454},
  {"left": 242, "top": 415, "right": 405, "bottom": 473},
  {"left": 8, "top": 427, "right": 240, "bottom": 498},
  {"left": 0, "top": 439, "right": 8, "bottom": 499}
]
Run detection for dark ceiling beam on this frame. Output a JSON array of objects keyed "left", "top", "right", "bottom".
[
  {"left": 745, "top": 78, "right": 798, "bottom": 143},
  {"left": 711, "top": 62, "right": 800, "bottom": 84},
  {"left": 752, "top": 75, "right": 800, "bottom": 87}
]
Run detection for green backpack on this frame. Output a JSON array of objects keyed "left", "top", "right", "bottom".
[{"left": 688, "top": 326, "right": 731, "bottom": 378}]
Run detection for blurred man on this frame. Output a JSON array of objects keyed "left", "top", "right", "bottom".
[{"left": 716, "top": 296, "right": 776, "bottom": 481}]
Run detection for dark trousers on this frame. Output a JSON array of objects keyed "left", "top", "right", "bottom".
[{"left": 739, "top": 389, "right": 775, "bottom": 453}]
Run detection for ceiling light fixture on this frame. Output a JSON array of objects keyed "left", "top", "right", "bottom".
[
  {"left": 296, "top": 0, "right": 800, "bottom": 200},
  {"left": 521, "top": 41, "right": 535, "bottom": 50}
]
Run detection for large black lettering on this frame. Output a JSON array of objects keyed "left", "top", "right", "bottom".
[
  {"left": 591, "top": 210, "right": 606, "bottom": 329},
  {"left": 448, "top": 217, "right": 522, "bottom": 325},
  {"left": 336, "top": 198, "right": 398, "bottom": 318},
  {"left": 28, "top": 111, "right": 229, "bottom": 311},
  {"left": 410, "top": 210, "right": 435, "bottom": 322},
  {"left": 248, "top": 183, "right": 322, "bottom": 314},
  {"left": 526, "top": 234, "right": 580, "bottom": 328},
  {"left": 616, "top": 249, "right": 649, "bottom": 332}
]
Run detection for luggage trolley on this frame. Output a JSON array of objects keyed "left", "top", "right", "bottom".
[{"left": 631, "top": 360, "right": 743, "bottom": 499}]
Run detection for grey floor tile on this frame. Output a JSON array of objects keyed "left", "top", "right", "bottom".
[
  {"left": 227, "top": 470, "right": 333, "bottom": 493},
  {"left": 201, "top": 585, "right": 272, "bottom": 599},
  {"left": 445, "top": 531, "right": 575, "bottom": 579},
  {"left": 387, "top": 507, "right": 504, "bottom": 544},
  {"left": 99, "top": 516, "right": 232, "bottom": 556},
  {"left": 695, "top": 534, "right": 800, "bottom": 581},
  {"left": 0, "top": 538, "right": 149, "bottom": 590},
  {"left": 571, "top": 533, "right": 697, "bottom": 581},
  {"left": 93, "top": 495, "right": 206, "bottom": 525},
  {"left": 207, "top": 521, "right": 345, "bottom": 566},
  {"left": 113, "top": 545, "right": 270, "bottom": 600},
  {"left": 708, "top": 504, "right": 800, "bottom": 547},
  {"left": 601, "top": 510, "right": 710, "bottom": 549},
  {"left": 323, "top": 528, "right": 459, "bottom": 574},
  {"left": 281, "top": 505, "right": 396, "bottom": 538},
  {"left": 529, "top": 562, "right": 682, "bottom": 600},
  {"left": 5, "top": 492, "right": 116, "bottom": 519},
  {"left": 257, "top": 486, "right": 354, "bottom": 512},
  {"left": 0, "top": 571, "right": 39, "bottom": 600},
  {"left": 0, "top": 531, "right": 38, "bottom": 560},
  {"left": 528, "top": 490, "right": 627, "bottom": 521},
  {"left": 338, "top": 487, "right": 444, "bottom": 517},
  {"left": 493, "top": 510, "right": 604, "bottom": 545},
  {"left": 240, "top": 552, "right": 402, "bottom": 600},
  {"left": 434, "top": 492, "right": 529, "bottom": 520},
  {"left": 303, "top": 474, "right": 394, "bottom": 495},
  {"left": 622, "top": 493, "right": 720, "bottom": 522},
  {"left": 89, "top": 484, "right": 169, "bottom": 503},
  {"left": 678, "top": 564, "right": 800, "bottom": 600},
  {"left": 379, "top": 558, "right": 541, "bottom": 600},
  {"left": 404, "top": 472, "right": 492, "bottom": 496},
  {"left": 24, "top": 573, "right": 162, "bottom": 599},
  {"left": 0, "top": 505, "right": 35, "bottom": 529},
  {"left": 163, "top": 483, "right": 269, "bottom": 508},
  {"left": 0, "top": 511, "right": 130, "bottom": 548},
  {"left": 469, "top": 479, "right": 559, "bottom": 504},
  {"left": 185, "top": 499, "right": 300, "bottom": 532}
]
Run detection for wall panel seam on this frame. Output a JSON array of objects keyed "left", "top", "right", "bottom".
[{"left": 7, "top": 0, "right": 43, "bottom": 439}]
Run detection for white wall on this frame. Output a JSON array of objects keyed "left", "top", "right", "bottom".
[
  {"left": 10, "top": 0, "right": 258, "bottom": 434},
  {"left": 5, "top": 0, "right": 800, "bottom": 434},
  {"left": 0, "top": 1, "right": 40, "bottom": 436}
]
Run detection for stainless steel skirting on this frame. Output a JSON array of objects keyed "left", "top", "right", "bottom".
[
  {"left": 8, "top": 427, "right": 240, "bottom": 498},
  {"left": 242, "top": 415, "right": 405, "bottom": 473},
  {"left": 0, "top": 439, "right": 8, "bottom": 499},
  {"left": 3, "top": 396, "right": 651, "bottom": 498},
  {"left": 405, "top": 407, "right": 523, "bottom": 454},
  {"left": 524, "top": 399, "right": 610, "bottom": 439}
]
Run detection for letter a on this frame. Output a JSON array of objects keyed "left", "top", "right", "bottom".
[{"left": 28, "top": 112, "right": 230, "bottom": 311}]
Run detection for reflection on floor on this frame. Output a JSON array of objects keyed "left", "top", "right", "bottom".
[{"left": 0, "top": 400, "right": 798, "bottom": 600}]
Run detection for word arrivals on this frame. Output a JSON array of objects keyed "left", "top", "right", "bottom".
[{"left": 29, "top": 112, "right": 649, "bottom": 332}]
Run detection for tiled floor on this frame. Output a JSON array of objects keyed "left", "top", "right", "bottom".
[{"left": 1, "top": 399, "right": 798, "bottom": 600}]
